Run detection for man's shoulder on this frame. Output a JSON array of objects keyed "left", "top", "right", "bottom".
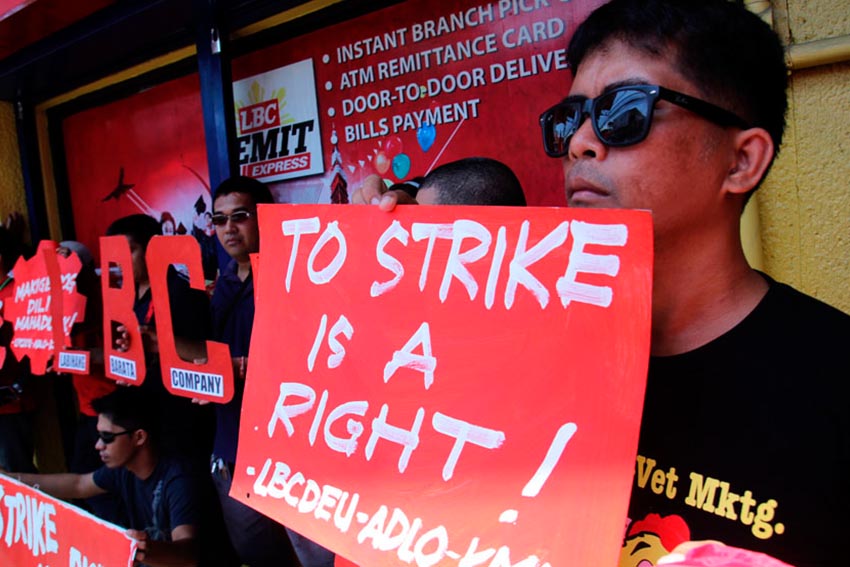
[
  {"left": 92, "top": 464, "right": 129, "bottom": 490},
  {"left": 762, "top": 277, "right": 850, "bottom": 335},
  {"left": 210, "top": 260, "right": 250, "bottom": 300},
  {"left": 733, "top": 276, "right": 850, "bottom": 371}
]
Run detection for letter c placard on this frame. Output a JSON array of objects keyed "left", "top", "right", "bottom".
[{"left": 147, "top": 236, "right": 234, "bottom": 403}]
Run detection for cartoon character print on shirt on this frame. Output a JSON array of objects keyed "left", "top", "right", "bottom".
[{"left": 620, "top": 513, "right": 690, "bottom": 567}]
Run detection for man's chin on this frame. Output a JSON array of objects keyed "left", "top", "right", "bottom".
[{"left": 225, "top": 246, "right": 246, "bottom": 259}]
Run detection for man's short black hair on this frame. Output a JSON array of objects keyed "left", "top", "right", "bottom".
[
  {"left": 213, "top": 176, "right": 274, "bottom": 208},
  {"left": 105, "top": 214, "right": 161, "bottom": 249},
  {"left": 91, "top": 388, "right": 158, "bottom": 440},
  {"left": 567, "top": 0, "right": 788, "bottom": 158},
  {"left": 422, "top": 157, "right": 527, "bottom": 206}
]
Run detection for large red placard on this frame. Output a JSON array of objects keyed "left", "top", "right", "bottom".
[{"left": 232, "top": 204, "right": 653, "bottom": 567}]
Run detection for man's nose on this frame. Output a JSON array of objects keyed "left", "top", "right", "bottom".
[{"left": 568, "top": 115, "right": 606, "bottom": 161}]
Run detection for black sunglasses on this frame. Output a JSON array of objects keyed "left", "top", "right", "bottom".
[
  {"left": 97, "top": 429, "right": 134, "bottom": 444},
  {"left": 210, "top": 210, "right": 255, "bottom": 226},
  {"left": 539, "top": 84, "right": 750, "bottom": 157}
]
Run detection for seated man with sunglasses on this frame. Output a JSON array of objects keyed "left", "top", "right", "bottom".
[
  {"left": 538, "top": 1, "right": 848, "bottom": 566},
  {"left": 2, "top": 388, "right": 204, "bottom": 567}
]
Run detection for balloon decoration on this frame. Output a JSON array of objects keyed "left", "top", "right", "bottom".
[
  {"left": 375, "top": 151, "right": 390, "bottom": 175},
  {"left": 385, "top": 135, "right": 403, "bottom": 157},
  {"left": 417, "top": 123, "right": 436, "bottom": 152},
  {"left": 391, "top": 153, "right": 411, "bottom": 180}
]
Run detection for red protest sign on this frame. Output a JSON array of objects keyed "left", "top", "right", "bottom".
[
  {"left": 0, "top": 474, "right": 134, "bottom": 567},
  {"left": 100, "top": 235, "right": 146, "bottom": 384},
  {"left": 55, "top": 246, "right": 88, "bottom": 337},
  {"left": 147, "top": 235, "right": 234, "bottom": 403},
  {"left": 56, "top": 246, "right": 92, "bottom": 375},
  {"left": 231, "top": 204, "right": 653, "bottom": 567},
  {"left": 5, "top": 241, "right": 86, "bottom": 375}
]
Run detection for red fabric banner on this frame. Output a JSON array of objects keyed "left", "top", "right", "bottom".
[
  {"left": 232, "top": 204, "right": 653, "bottom": 567},
  {"left": 0, "top": 474, "right": 134, "bottom": 567}
]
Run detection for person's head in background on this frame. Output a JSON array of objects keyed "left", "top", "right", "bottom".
[
  {"left": 58, "top": 240, "right": 94, "bottom": 270},
  {"left": 212, "top": 176, "right": 274, "bottom": 268},
  {"left": 551, "top": 0, "right": 786, "bottom": 232},
  {"left": 415, "top": 157, "right": 527, "bottom": 206},
  {"left": 105, "top": 214, "right": 161, "bottom": 288}
]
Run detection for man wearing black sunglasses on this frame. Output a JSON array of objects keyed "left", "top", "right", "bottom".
[
  {"left": 205, "top": 176, "right": 304, "bottom": 566},
  {"left": 1, "top": 388, "right": 205, "bottom": 566},
  {"left": 550, "top": 1, "right": 849, "bottom": 567}
]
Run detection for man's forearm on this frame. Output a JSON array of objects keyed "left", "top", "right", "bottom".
[{"left": 14, "top": 472, "right": 95, "bottom": 500}]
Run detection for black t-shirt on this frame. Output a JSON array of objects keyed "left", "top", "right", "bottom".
[
  {"left": 93, "top": 456, "right": 198, "bottom": 540},
  {"left": 624, "top": 277, "right": 849, "bottom": 567}
]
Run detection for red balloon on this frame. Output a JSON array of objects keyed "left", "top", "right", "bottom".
[
  {"left": 375, "top": 151, "right": 390, "bottom": 175},
  {"left": 385, "top": 135, "right": 403, "bottom": 157}
]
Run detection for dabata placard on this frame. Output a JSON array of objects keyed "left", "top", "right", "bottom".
[{"left": 232, "top": 204, "right": 653, "bottom": 567}]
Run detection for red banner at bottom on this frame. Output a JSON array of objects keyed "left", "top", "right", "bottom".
[{"left": 0, "top": 474, "right": 134, "bottom": 567}]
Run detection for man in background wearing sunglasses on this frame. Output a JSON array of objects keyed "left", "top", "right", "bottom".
[
  {"left": 541, "top": 1, "right": 848, "bottom": 566},
  {"left": 206, "top": 176, "right": 306, "bottom": 566},
  {"left": 2, "top": 388, "right": 205, "bottom": 566}
]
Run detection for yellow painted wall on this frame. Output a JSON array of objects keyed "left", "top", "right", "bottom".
[
  {"left": 757, "top": 0, "right": 850, "bottom": 314},
  {"left": 0, "top": 102, "right": 27, "bottom": 223}
]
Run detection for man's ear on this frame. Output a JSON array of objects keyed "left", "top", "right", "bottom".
[
  {"left": 723, "top": 127, "right": 775, "bottom": 196},
  {"left": 133, "top": 429, "right": 148, "bottom": 447}
]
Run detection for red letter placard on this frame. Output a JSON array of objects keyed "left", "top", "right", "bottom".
[
  {"left": 231, "top": 204, "right": 653, "bottom": 567},
  {"left": 0, "top": 474, "right": 135, "bottom": 566},
  {"left": 147, "top": 235, "right": 234, "bottom": 403},
  {"left": 55, "top": 244, "right": 92, "bottom": 375},
  {"left": 4, "top": 241, "right": 67, "bottom": 375},
  {"left": 100, "top": 235, "right": 146, "bottom": 384}
]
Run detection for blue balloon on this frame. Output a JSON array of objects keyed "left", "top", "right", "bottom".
[
  {"left": 392, "top": 153, "right": 411, "bottom": 180},
  {"left": 417, "top": 123, "right": 436, "bottom": 152}
]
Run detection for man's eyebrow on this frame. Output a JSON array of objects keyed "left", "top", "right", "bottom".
[
  {"left": 212, "top": 206, "right": 251, "bottom": 214},
  {"left": 567, "top": 78, "right": 650, "bottom": 99},
  {"left": 601, "top": 78, "right": 650, "bottom": 93}
]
